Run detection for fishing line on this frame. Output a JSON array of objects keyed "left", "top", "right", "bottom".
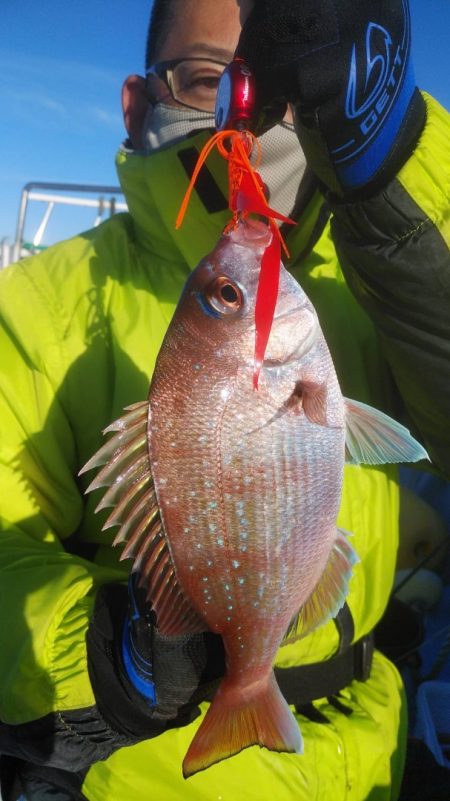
[
  {"left": 394, "top": 623, "right": 450, "bottom": 668},
  {"left": 394, "top": 535, "right": 450, "bottom": 595}
]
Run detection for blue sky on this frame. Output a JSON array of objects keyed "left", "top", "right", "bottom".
[{"left": 1, "top": 0, "right": 449, "bottom": 247}]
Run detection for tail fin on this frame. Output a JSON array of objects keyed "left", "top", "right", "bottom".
[{"left": 182, "top": 671, "right": 303, "bottom": 778}]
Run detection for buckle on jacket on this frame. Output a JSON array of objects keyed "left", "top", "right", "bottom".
[{"left": 354, "top": 633, "right": 374, "bottom": 682}]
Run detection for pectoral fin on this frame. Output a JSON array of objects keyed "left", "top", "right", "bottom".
[
  {"left": 344, "top": 398, "right": 429, "bottom": 465},
  {"left": 288, "top": 380, "right": 328, "bottom": 425}
]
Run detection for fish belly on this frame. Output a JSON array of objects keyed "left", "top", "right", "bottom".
[{"left": 150, "top": 375, "right": 344, "bottom": 664}]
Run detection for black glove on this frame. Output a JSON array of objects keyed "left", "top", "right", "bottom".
[
  {"left": 86, "top": 576, "right": 225, "bottom": 741},
  {"left": 236, "top": 0, "right": 426, "bottom": 197}
]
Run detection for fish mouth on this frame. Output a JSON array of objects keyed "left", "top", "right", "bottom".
[{"left": 262, "top": 308, "right": 318, "bottom": 368}]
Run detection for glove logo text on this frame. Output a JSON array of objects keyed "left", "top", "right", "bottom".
[
  {"left": 332, "top": 0, "right": 411, "bottom": 173},
  {"left": 345, "top": 22, "right": 395, "bottom": 127}
]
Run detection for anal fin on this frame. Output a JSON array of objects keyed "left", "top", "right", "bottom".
[{"left": 283, "top": 529, "right": 359, "bottom": 644}]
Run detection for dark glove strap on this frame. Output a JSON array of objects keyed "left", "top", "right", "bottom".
[{"left": 86, "top": 585, "right": 199, "bottom": 741}]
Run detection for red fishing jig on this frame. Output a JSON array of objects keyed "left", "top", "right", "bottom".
[{"left": 176, "top": 59, "right": 295, "bottom": 389}]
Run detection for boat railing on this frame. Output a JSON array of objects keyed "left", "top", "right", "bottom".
[{"left": 1, "top": 181, "right": 128, "bottom": 269}]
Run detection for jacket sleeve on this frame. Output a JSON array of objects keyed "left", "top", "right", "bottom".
[
  {"left": 0, "top": 257, "right": 131, "bottom": 770},
  {"left": 330, "top": 94, "right": 450, "bottom": 477}
]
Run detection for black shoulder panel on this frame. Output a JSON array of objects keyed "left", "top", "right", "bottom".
[{"left": 331, "top": 177, "right": 450, "bottom": 477}]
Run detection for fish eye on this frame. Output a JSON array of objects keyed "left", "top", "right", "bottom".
[{"left": 204, "top": 276, "right": 244, "bottom": 316}]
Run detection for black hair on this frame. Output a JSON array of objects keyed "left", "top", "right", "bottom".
[{"left": 145, "top": 0, "right": 177, "bottom": 69}]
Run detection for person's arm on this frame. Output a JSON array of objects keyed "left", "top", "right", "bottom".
[
  {"left": 0, "top": 261, "right": 118, "bottom": 769},
  {"left": 237, "top": 0, "right": 450, "bottom": 476},
  {"left": 329, "top": 94, "right": 450, "bottom": 478},
  {"left": 0, "top": 257, "right": 223, "bottom": 771}
]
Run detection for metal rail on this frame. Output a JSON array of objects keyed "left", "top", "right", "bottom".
[{"left": 1, "top": 181, "right": 127, "bottom": 268}]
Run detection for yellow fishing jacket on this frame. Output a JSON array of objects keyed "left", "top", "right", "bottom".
[{"left": 0, "top": 94, "right": 449, "bottom": 801}]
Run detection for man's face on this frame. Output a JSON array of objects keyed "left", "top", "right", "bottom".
[
  {"left": 148, "top": 0, "right": 245, "bottom": 107},
  {"left": 123, "top": 0, "right": 247, "bottom": 146}
]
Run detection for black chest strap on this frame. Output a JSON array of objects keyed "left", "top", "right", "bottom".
[{"left": 274, "top": 604, "right": 374, "bottom": 708}]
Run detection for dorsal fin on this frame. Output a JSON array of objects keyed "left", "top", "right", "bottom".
[{"left": 80, "top": 402, "right": 205, "bottom": 636}]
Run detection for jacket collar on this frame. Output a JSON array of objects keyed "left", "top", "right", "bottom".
[{"left": 116, "top": 132, "right": 326, "bottom": 271}]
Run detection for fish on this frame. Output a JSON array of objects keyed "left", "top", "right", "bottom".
[{"left": 81, "top": 217, "right": 428, "bottom": 778}]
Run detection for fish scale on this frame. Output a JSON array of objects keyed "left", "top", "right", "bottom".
[{"left": 81, "top": 216, "right": 429, "bottom": 778}]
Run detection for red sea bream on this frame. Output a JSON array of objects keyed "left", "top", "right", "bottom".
[{"left": 81, "top": 217, "right": 427, "bottom": 777}]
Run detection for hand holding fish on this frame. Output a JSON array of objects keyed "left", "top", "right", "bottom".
[{"left": 236, "top": 0, "right": 426, "bottom": 196}]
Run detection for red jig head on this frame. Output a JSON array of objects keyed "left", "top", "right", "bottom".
[
  {"left": 215, "top": 58, "right": 256, "bottom": 132},
  {"left": 215, "top": 57, "right": 288, "bottom": 136}
]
